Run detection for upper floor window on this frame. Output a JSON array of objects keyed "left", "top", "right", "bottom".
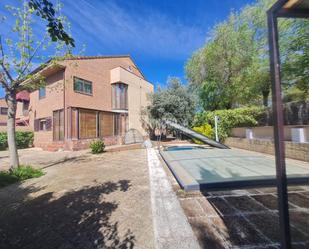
[
  {"left": 0, "top": 107, "right": 8, "bottom": 115},
  {"left": 112, "top": 83, "right": 128, "bottom": 110},
  {"left": 39, "top": 87, "right": 46, "bottom": 99},
  {"left": 74, "top": 77, "right": 92, "bottom": 95}
]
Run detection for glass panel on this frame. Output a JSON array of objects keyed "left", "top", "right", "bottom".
[
  {"left": 71, "top": 108, "right": 78, "bottom": 139},
  {"left": 84, "top": 82, "right": 92, "bottom": 94},
  {"left": 74, "top": 78, "right": 83, "bottom": 92},
  {"left": 112, "top": 83, "right": 128, "bottom": 109},
  {"left": 39, "top": 87, "right": 46, "bottom": 99},
  {"left": 59, "top": 109, "right": 64, "bottom": 140},
  {"left": 79, "top": 109, "right": 97, "bottom": 139},
  {"left": 53, "top": 109, "right": 64, "bottom": 141},
  {"left": 53, "top": 111, "right": 59, "bottom": 140},
  {"left": 99, "top": 112, "right": 114, "bottom": 137}
]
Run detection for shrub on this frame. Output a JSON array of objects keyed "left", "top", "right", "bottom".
[
  {"left": 0, "top": 131, "right": 34, "bottom": 150},
  {"left": 15, "top": 131, "right": 34, "bottom": 149},
  {"left": 0, "top": 165, "right": 44, "bottom": 188},
  {"left": 192, "top": 124, "right": 214, "bottom": 144},
  {"left": 0, "top": 132, "right": 7, "bottom": 150},
  {"left": 90, "top": 139, "right": 105, "bottom": 154},
  {"left": 193, "top": 106, "right": 266, "bottom": 141}
]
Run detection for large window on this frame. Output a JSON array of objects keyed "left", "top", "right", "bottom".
[
  {"left": 53, "top": 109, "right": 64, "bottom": 141},
  {"left": 69, "top": 108, "right": 128, "bottom": 139},
  {"left": 74, "top": 77, "right": 92, "bottom": 95},
  {"left": 79, "top": 109, "right": 97, "bottom": 139},
  {"left": 112, "top": 83, "right": 128, "bottom": 110},
  {"left": 39, "top": 87, "right": 46, "bottom": 99}
]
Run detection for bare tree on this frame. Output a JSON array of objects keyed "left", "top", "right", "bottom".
[{"left": 0, "top": 0, "right": 74, "bottom": 170}]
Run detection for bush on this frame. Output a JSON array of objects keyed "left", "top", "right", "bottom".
[
  {"left": 0, "top": 165, "right": 44, "bottom": 188},
  {"left": 0, "top": 132, "right": 7, "bottom": 150},
  {"left": 192, "top": 124, "right": 214, "bottom": 144},
  {"left": 90, "top": 139, "right": 105, "bottom": 154},
  {"left": 193, "top": 106, "right": 266, "bottom": 141},
  {"left": 16, "top": 131, "right": 34, "bottom": 149},
  {"left": 0, "top": 131, "right": 34, "bottom": 150}
]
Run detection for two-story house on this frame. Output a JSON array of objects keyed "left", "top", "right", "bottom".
[{"left": 24, "top": 55, "right": 153, "bottom": 151}]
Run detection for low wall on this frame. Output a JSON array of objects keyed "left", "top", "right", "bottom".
[
  {"left": 66, "top": 136, "right": 123, "bottom": 151},
  {"left": 225, "top": 137, "right": 309, "bottom": 162},
  {"left": 231, "top": 125, "right": 309, "bottom": 142}
]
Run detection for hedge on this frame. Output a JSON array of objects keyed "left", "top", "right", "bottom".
[
  {"left": 0, "top": 131, "right": 34, "bottom": 150},
  {"left": 193, "top": 106, "right": 266, "bottom": 141}
]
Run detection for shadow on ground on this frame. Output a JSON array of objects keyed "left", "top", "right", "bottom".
[{"left": 0, "top": 180, "right": 135, "bottom": 249}]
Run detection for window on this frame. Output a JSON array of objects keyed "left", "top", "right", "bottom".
[
  {"left": 112, "top": 83, "right": 128, "bottom": 110},
  {"left": 39, "top": 120, "right": 47, "bottom": 131},
  {"left": 39, "top": 87, "right": 46, "bottom": 99},
  {"left": 0, "top": 107, "right": 8, "bottom": 115},
  {"left": 34, "top": 117, "right": 52, "bottom": 132},
  {"left": 114, "top": 114, "right": 127, "bottom": 136},
  {"left": 74, "top": 77, "right": 92, "bottom": 95},
  {"left": 79, "top": 109, "right": 97, "bottom": 139},
  {"left": 99, "top": 112, "right": 114, "bottom": 137},
  {"left": 53, "top": 109, "right": 64, "bottom": 141}
]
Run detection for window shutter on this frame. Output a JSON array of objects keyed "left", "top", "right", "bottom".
[
  {"left": 46, "top": 117, "right": 52, "bottom": 131},
  {"left": 34, "top": 119, "right": 39, "bottom": 131}
]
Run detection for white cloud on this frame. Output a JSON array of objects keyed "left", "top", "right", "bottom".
[{"left": 63, "top": 0, "right": 207, "bottom": 59}]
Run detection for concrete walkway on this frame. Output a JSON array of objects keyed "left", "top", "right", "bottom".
[{"left": 147, "top": 147, "right": 200, "bottom": 249}]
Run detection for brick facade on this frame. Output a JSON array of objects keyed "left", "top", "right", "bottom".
[{"left": 26, "top": 55, "right": 153, "bottom": 151}]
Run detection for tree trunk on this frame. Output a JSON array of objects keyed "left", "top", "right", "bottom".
[
  {"left": 6, "top": 92, "right": 19, "bottom": 170},
  {"left": 262, "top": 90, "right": 270, "bottom": 107}
]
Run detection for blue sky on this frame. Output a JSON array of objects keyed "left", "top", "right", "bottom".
[{"left": 0, "top": 0, "right": 255, "bottom": 97}]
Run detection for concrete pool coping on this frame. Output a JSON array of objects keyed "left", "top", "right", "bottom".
[{"left": 159, "top": 146, "right": 309, "bottom": 192}]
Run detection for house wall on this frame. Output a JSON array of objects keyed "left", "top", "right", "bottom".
[
  {"left": 110, "top": 67, "right": 153, "bottom": 136},
  {"left": 29, "top": 70, "right": 65, "bottom": 149},
  {"left": 63, "top": 57, "right": 144, "bottom": 111},
  {"left": 27, "top": 56, "right": 152, "bottom": 151}
]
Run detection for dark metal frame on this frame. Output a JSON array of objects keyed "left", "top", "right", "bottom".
[{"left": 267, "top": 1, "right": 309, "bottom": 248}]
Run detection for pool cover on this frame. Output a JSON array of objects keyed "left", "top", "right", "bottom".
[{"left": 160, "top": 147, "right": 309, "bottom": 191}]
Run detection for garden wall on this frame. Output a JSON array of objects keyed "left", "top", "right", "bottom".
[{"left": 225, "top": 137, "right": 309, "bottom": 162}]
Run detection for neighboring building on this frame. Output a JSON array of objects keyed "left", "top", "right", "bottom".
[
  {"left": 23, "top": 55, "right": 153, "bottom": 151},
  {"left": 0, "top": 92, "right": 31, "bottom": 132},
  {"left": 0, "top": 98, "right": 8, "bottom": 127}
]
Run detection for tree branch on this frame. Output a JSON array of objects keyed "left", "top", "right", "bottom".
[
  {"left": 17, "top": 34, "right": 48, "bottom": 79},
  {"left": 0, "top": 35, "right": 14, "bottom": 86}
]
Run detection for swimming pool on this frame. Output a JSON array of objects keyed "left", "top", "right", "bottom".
[
  {"left": 160, "top": 146, "right": 309, "bottom": 191},
  {"left": 164, "top": 145, "right": 208, "bottom": 151}
]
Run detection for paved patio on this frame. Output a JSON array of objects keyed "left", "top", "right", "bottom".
[{"left": 0, "top": 149, "right": 155, "bottom": 249}]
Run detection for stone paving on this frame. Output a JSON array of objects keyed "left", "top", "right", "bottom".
[
  {"left": 147, "top": 148, "right": 200, "bottom": 249},
  {"left": 177, "top": 186, "right": 309, "bottom": 249},
  {"left": 0, "top": 149, "right": 154, "bottom": 249},
  {"left": 157, "top": 143, "right": 309, "bottom": 249}
]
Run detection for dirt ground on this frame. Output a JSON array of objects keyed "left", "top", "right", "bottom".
[{"left": 0, "top": 148, "right": 154, "bottom": 249}]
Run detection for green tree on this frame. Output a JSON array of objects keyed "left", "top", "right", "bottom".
[
  {"left": 186, "top": 0, "right": 309, "bottom": 110},
  {"left": 282, "top": 19, "right": 309, "bottom": 96},
  {"left": 147, "top": 77, "right": 196, "bottom": 129},
  {"left": 0, "top": 0, "right": 74, "bottom": 169}
]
